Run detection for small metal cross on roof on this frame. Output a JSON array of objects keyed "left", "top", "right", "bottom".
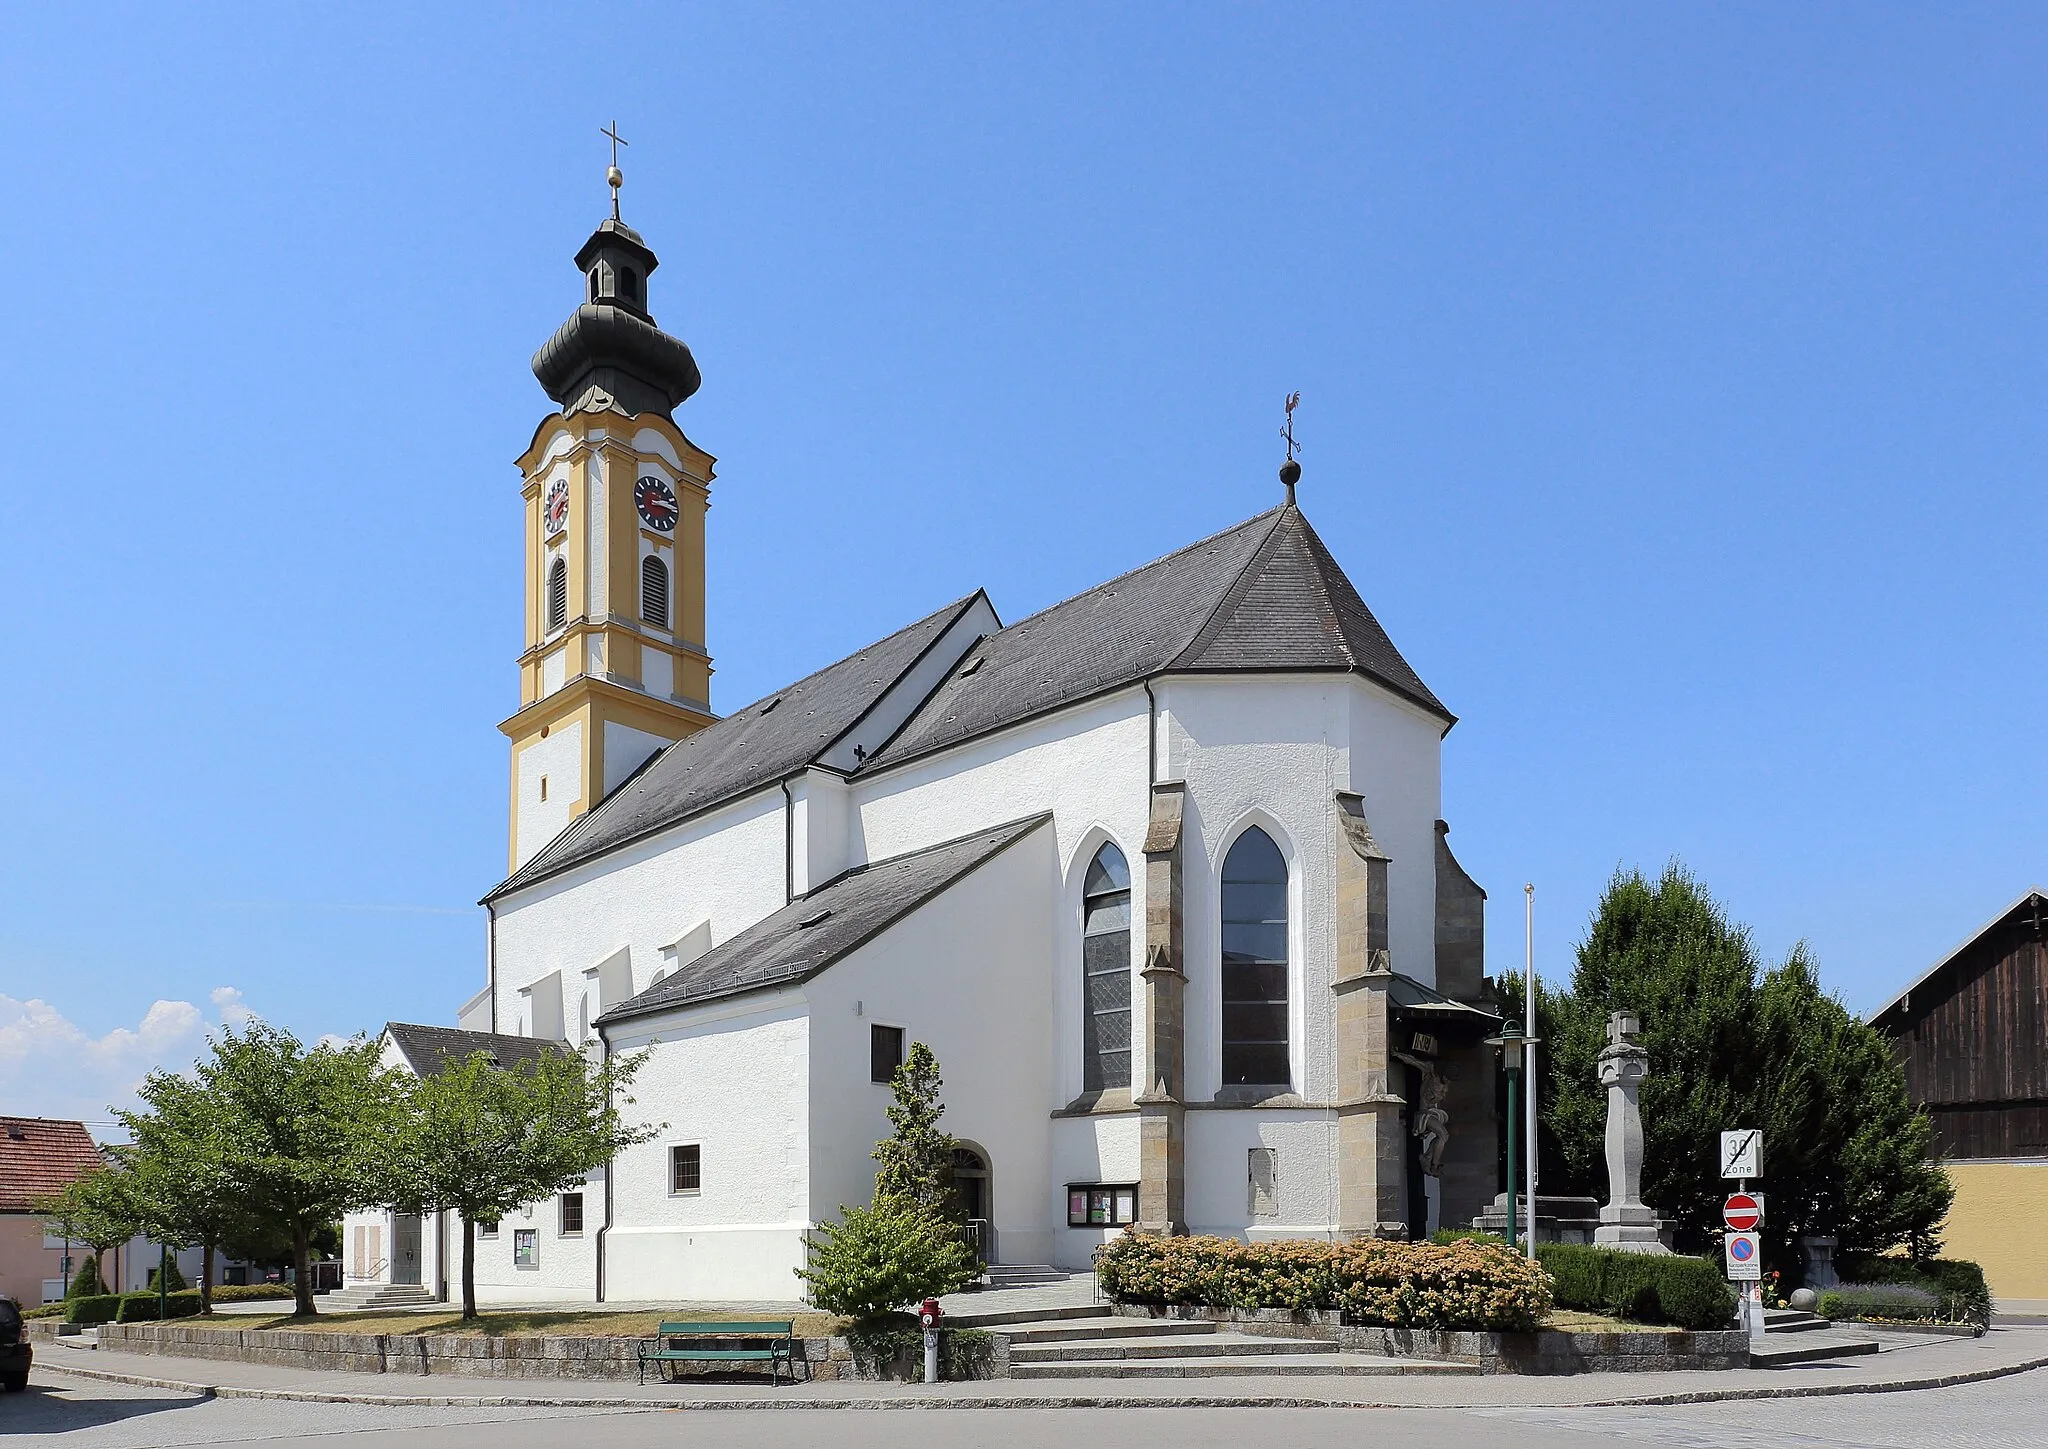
[{"left": 602, "top": 121, "right": 629, "bottom": 220}]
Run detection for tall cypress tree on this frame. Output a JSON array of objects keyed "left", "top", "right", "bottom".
[
  {"left": 871, "top": 1041, "right": 957, "bottom": 1215},
  {"left": 1525, "top": 864, "right": 1951, "bottom": 1269}
]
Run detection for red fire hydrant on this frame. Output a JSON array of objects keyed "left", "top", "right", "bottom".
[{"left": 918, "top": 1298, "right": 942, "bottom": 1382}]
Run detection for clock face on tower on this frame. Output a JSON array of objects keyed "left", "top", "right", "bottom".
[
  {"left": 635, "top": 474, "right": 679, "bottom": 532},
  {"left": 543, "top": 479, "right": 570, "bottom": 537}
]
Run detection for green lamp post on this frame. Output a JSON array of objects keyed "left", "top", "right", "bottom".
[{"left": 1485, "top": 1019, "right": 1529, "bottom": 1251}]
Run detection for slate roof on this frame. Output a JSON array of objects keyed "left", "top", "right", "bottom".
[
  {"left": 871, "top": 504, "right": 1449, "bottom": 768},
  {"left": 487, "top": 501, "right": 1446, "bottom": 902},
  {"left": 597, "top": 815, "right": 1052, "bottom": 1024},
  {"left": 0, "top": 1116, "right": 103, "bottom": 1213},
  {"left": 487, "top": 594, "right": 985, "bottom": 901},
  {"left": 382, "top": 1023, "right": 567, "bottom": 1077}
]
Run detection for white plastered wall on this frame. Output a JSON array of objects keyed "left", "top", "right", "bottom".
[
  {"left": 491, "top": 787, "right": 786, "bottom": 1032},
  {"left": 602, "top": 720, "right": 671, "bottom": 797},
  {"left": 601, "top": 995, "right": 810, "bottom": 1302},
  {"left": 804, "top": 822, "right": 1060, "bottom": 1271}
]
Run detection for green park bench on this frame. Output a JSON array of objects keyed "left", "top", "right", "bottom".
[{"left": 636, "top": 1319, "right": 799, "bottom": 1385}]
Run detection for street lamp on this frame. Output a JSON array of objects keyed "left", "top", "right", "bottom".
[{"left": 1484, "top": 1019, "right": 1534, "bottom": 1251}]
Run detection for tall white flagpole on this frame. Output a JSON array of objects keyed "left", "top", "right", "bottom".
[{"left": 1524, "top": 883, "right": 1538, "bottom": 1259}]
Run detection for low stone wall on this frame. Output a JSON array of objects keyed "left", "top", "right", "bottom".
[
  {"left": 1109, "top": 1304, "right": 1749, "bottom": 1373},
  {"left": 91, "top": 1322, "right": 989, "bottom": 1382}
]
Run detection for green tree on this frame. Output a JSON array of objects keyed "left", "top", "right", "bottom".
[
  {"left": 194, "top": 1022, "right": 404, "bottom": 1316},
  {"left": 794, "top": 1200, "right": 979, "bottom": 1323},
  {"left": 33, "top": 1167, "right": 145, "bottom": 1296},
  {"left": 871, "top": 1041, "right": 956, "bottom": 1214},
  {"left": 65, "top": 1254, "right": 103, "bottom": 1300},
  {"left": 383, "top": 1044, "right": 660, "bottom": 1319},
  {"left": 117, "top": 1069, "right": 252, "bottom": 1314},
  {"left": 1526, "top": 865, "right": 1951, "bottom": 1269}
]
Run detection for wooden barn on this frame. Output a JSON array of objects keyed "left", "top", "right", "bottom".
[{"left": 1871, "top": 887, "right": 2048, "bottom": 1311}]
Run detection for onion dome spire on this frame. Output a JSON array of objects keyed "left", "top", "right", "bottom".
[{"left": 530, "top": 126, "right": 701, "bottom": 420}]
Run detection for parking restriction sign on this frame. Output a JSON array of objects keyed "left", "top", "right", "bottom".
[{"left": 1724, "top": 1231, "right": 1762, "bottom": 1281}]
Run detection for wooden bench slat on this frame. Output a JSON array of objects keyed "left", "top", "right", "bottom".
[{"left": 654, "top": 1321, "right": 792, "bottom": 1334}]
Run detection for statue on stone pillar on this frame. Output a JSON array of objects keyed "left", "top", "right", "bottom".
[{"left": 1593, "top": 1010, "right": 1670, "bottom": 1253}]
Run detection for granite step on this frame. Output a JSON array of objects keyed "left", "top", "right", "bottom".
[
  {"left": 1000, "top": 1319, "right": 1220, "bottom": 1344},
  {"left": 1009, "top": 1331, "right": 1339, "bottom": 1364},
  {"left": 1762, "top": 1308, "right": 1835, "bottom": 1334},
  {"left": 1749, "top": 1331, "right": 1882, "bottom": 1367},
  {"left": 1010, "top": 1353, "right": 1478, "bottom": 1379}
]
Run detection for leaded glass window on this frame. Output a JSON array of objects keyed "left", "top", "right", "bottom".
[
  {"left": 1221, "top": 827, "right": 1290, "bottom": 1087},
  {"left": 1081, "top": 842, "right": 1132, "bottom": 1091}
]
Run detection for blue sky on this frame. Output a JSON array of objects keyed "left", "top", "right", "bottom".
[{"left": 3, "top": 6, "right": 2043, "bottom": 1128}]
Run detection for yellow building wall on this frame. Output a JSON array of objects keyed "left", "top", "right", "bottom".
[{"left": 1938, "top": 1160, "right": 2048, "bottom": 1307}]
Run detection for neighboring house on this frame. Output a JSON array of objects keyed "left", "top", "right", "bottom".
[
  {"left": 349, "top": 194, "right": 1505, "bottom": 1308},
  {"left": 1872, "top": 888, "right": 2048, "bottom": 1311},
  {"left": 341, "top": 1025, "right": 570, "bottom": 1305},
  {"left": 0, "top": 1117, "right": 104, "bottom": 1304},
  {"left": 1, "top": 1119, "right": 237, "bottom": 1304}
]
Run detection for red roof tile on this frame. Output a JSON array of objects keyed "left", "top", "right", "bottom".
[{"left": 0, "top": 1117, "right": 104, "bottom": 1213}]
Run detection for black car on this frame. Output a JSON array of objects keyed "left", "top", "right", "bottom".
[{"left": 0, "top": 1295, "right": 29, "bottom": 1392}]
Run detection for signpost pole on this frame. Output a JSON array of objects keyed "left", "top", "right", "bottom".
[{"left": 1523, "top": 884, "right": 1538, "bottom": 1259}]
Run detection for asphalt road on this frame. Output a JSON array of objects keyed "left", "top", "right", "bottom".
[{"left": 6, "top": 1368, "right": 2046, "bottom": 1448}]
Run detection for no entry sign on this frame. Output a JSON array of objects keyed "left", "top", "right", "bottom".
[
  {"left": 1724, "top": 1192, "right": 1763, "bottom": 1232},
  {"left": 1725, "top": 1231, "right": 1762, "bottom": 1281}
]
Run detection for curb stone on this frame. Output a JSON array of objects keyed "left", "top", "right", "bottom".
[{"left": 34, "top": 1352, "right": 2048, "bottom": 1411}]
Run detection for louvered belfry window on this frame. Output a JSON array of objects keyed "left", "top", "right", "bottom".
[
  {"left": 1081, "top": 842, "right": 1133, "bottom": 1091},
  {"left": 545, "top": 558, "right": 568, "bottom": 632},
  {"left": 641, "top": 554, "right": 670, "bottom": 628},
  {"left": 1221, "top": 827, "right": 1290, "bottom": 1087}
]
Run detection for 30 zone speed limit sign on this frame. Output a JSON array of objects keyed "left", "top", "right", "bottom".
[{"left": 1724, "top": 1231, "right": 1762, "bottom": 1281}]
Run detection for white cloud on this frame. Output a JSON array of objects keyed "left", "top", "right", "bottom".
[{"left": 0, "top": 988, "right": 256, "bottom": 1137}]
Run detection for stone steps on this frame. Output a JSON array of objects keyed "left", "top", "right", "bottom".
[
  {"left": 1762, "top": 1309, "right": 1835, "bottom": 1334},
  {"left": 318, "top": 1282, "right": 438, "bottom": 1312},
  {"left": 992, "top": 1315, "right": 1471, "bottom": 1379},
  {"left": 1010, "top": 1331, "right": 1340, "bottom": 1364},
  {"left": 1748, "top": 1331, "right": 1883, "bottom": 1367},
  {"left": 1012, "top": 1354, "right": 1476, "bottom": 1379}
]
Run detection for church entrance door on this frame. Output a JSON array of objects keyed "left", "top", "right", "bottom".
[
  {"left": 951, "top": 1146, "right": 992, "bottom": 1264},
  {"left": 391, "top": 1214, "right": 422, "bottom": 1286}
]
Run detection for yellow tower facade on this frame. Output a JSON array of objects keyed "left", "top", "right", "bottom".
[{"left": 500, "top": 207, "right": 715, "bottom": 870}]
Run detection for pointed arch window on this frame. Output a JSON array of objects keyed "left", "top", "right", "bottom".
[
  {"left": 546, "top": 558, "right": 568, "bottom": 632},
  {"left": 1081, "top": 842, "right": 1132, "bottom": 1091},
  {"left": 1221, "top": 826, "right": 1290, "bottom": 1087},
  {"left": 640, "top": 554, "right": 670, "bottom": 628}
]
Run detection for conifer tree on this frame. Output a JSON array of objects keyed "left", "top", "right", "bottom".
[
  {"left": 871, "top": 1042, "right": 957, "bottom": 1215},
  {"left": 1523, "top": 864, "right": 1952, "bottom": 1269}
]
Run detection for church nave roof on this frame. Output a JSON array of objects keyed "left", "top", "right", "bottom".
[
  {"left": 487, "top": 501, "right": 1446, "bottom": 903},
  {"left": 596, "top": 814, "right": 1052, "bottom": 1023}
]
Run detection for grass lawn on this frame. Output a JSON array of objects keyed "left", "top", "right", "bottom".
[{"left": 231, "top": 1308, "right": 846, "bottom": 1338}]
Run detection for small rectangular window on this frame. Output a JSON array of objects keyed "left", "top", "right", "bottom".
[
  {"left": 513, "top": 1228, "right": 537, "bottom": 1268},
  {"left": 477, "top": 1219, "right": 499, "bottom": 1239},
  {"left": 671, "top": 1143, "right": 701, "bottom": 1195},
  {"left": 871, "top": 1024, "right": 905, "bottom": 1084},
  {"left": 559, "top": 1192, "right": 584, "bottom": 1236},
  {"left": 539, "top": 775, "right": 549, "bottom": 802},
  {"left": 1067, "top": 1183, "right": 1139, "bottom": 1227}
]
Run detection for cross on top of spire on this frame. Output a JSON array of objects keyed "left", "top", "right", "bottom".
[{"left": 602, "top": 121, "right": 628, "bottom": 221}]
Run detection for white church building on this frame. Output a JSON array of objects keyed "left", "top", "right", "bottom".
[{"left": 344, "top": 192, "right": 1504, "bottom": 1308}]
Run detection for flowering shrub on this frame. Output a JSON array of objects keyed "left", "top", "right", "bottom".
[{"left": 1094, "top": 1231, "right": 1551, "bottom": 1331}]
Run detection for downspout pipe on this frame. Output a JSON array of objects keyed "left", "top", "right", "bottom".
[
  {"left": 1142, "top": 679, "right": 1159, "bottom": 786},
  {"left": 485, "top": 901, "right": 499, "bottom": 1033},
  {"left": 780, "top": 776, "right": 797, "bottom": 903},
  {"left": 595, "top": 1020, "right": 613, "bottom": 1303}
]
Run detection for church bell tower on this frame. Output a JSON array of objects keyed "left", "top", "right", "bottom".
[{"left": 500, "top": 154, "right": 715, "bottom": 870}]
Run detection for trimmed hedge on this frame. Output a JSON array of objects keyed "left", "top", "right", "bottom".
[
  {"left": 1095, "top": 1231, "right": 1552, "bottom": 1331},
  {"left": 211, "top": 1283, "right": 296, "bottom": 1303},
  {"left": 65, "top": 1294, "right": 122, "bottom": 1326},
  {"left": 1835, "top": 1257, "right": 1990, "bottom": 1326},
  {"left": 1817, "top": 1284, "right": 1940, "bottom": 1323},
  {"left": 116, "top": 1290, "right": 203, "bottom": 1322},
  {"left": 1537, "top": 1244, "right": 1735, "bottom": 1331}
]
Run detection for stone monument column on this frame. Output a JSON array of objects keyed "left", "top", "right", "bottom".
[
  {"left": 1135, "top": 781, "right": 1187, "bottom": 1235},
  {"left": 1332, "top": 792, "right": 1408, "bottom": 1239},
  {"left": 1593, "top": 1009, "right": 1670, "bottom": 1253}
]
